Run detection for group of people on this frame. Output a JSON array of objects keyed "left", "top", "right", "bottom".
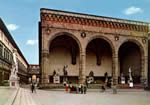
[
  {"left": 64, "top": 82, "right": 87, "bottom": 94},
  {"left": 101, "top": 77, "right": 113, "bottom": 92}
]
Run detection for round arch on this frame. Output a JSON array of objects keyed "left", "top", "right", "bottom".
[
  {"left": 85, "top": 35, "right": 115, "bottom": 56},
  {"left": 47, "top": 32, "right": 82, "bottom": 83},
  {"left": 85, "top": 35, "right": 114, "bottom": 79},
  {"left": 48, "top": 32, "right": 82, "bottom": 52},
  {"left": 118, "top": 39, "right": 145, "bottom": 83},
  {"left": 118, "top": 39, "right": 144, "bottom": 57}
]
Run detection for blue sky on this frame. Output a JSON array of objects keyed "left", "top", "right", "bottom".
[{"left": 0, "top": 0, "right": 150, "bottom": 64}]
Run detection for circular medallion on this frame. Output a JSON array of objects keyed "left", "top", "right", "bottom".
[{"left": 81, "top": 32, "right": 86, "bottom": 38}]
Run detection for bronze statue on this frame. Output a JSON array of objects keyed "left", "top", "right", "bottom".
[
  {"left": 89, "top": 71, "right": 94, "bottom": 77},
  {"left": 63, "top": 65, "right": 68, "bottom": 76}
]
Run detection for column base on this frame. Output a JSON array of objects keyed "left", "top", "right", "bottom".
[{"left": 79, "top": 76, "right": 86, "bottom": 84}]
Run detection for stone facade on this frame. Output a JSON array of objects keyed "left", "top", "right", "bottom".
[
  {"left": 28, "top": 64, "right": 40, "bottom": 83},
  {"left": 0, "top": 18, "right": 29, "bottom": 85},
  {"left": 39, "top": 8, "right": 149, "bottom": 86}
]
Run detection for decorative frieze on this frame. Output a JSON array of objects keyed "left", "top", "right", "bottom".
[{"left": 41, "top": 13, "right": 149, "bottom": 32}]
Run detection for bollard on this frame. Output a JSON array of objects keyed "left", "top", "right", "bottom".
[{"left": 113, "top": 85, "right": 117, "bottom": 94}]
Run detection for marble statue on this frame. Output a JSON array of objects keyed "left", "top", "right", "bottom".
[
  {"left": 9, "top": 49, "right": 19, "bottom": 87},
  {"left": 121, "top": 73, "right": 125, "bottom": 84},
  {"left": 128, "top": 67, "right": 133, "bottom": 88},
  {"left": 129, "top": 67, "right": 133, "bottom": 81}
]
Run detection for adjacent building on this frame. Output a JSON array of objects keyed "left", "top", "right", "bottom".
[
  {"left": 0, "top": 18, "right": 29, "bottom": 85},
  {"left": 28, "top": 64, "right": 40, "bottom": 83},
  {"left": 39, "top": 8, "right": 150, "bottom": 87}
]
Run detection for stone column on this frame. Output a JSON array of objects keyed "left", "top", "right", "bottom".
[
  {"left": 112, "top": 52, "right": 119, "bottom": 85},
  {"left": 112, "top": 52, "right": 119, "bottom": 94},
  {"left": 141, "top": 56, "right": 148, "bottom": 84},
  {"left": 41, "top": 50, "right": 49, "bottom": 84},
  {"left": 79, "top": 50, "right": 86, "bottom": 84}
]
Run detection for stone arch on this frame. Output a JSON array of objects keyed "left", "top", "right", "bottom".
[
  {"left": 48, "top": 32, "right": 82, "bottom": 53},
  {"left": 47, "top": 32, "right": 82, "bottom": 83},
  {"left": 118, "top": 39, "right": 145, "bottom": 83},
  {"left": 118, "top": 39, "right": 144, "bottom": 57},
  {"left": 85, "top": 35, "right": 115, "bottom": 78},
  {"left": 86, "top": 35, "right": 115, "bottom": 56}
]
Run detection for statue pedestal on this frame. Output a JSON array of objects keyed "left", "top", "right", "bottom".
[
  {"left": 129, "top": 80, "right": 133, "bottom": 88},
  {"left": 9, "top": 76, "right": 19, "bottom": 88},
  {"left": 87, "top": 76, "right": 94, "bottom": 84},
  {"left": 121, "top": 77, "right": 125, "bottom": 84},
  {"left": 53, "top": 75, "right": 60, "bottom": 84}
]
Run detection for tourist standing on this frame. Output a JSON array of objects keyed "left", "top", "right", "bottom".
[
  {"left": 85, "top": 79, "right": 88, "bottom": 88},
  {"left": 69, "top": 82, "right": 72, "bottom": 93},
  {"left": 81, "top": 84, "right": 84, "bottom": 94},
  {"left": 79, "top": 84, "right": 81, "bottom": 93},
  {"left": 65, "top": 83, "right": 69, "bottom": 92},
  {"left": 84, "top": 84, "right": 87, "bottom": 94}
]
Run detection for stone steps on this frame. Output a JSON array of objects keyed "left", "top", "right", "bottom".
[
  {"left": 40, "top": 83, "right": 144, "bottom": 89},
  {"left": 118, "top": 84, "right": 144, "bottom": 89}
]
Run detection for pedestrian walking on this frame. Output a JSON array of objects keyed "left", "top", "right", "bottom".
[{"left": 31, "top": 83, "right": 34, "bottom": 93}]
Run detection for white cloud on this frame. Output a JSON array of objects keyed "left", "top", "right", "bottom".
[
  {"left": 26, "top": 40, "right": 38, "bottom": 45},
  {"left": 7, "top": 24, "right": 19, "bottom": 31},
  {"left": 124, "top": 6, "right": 142, "bottom": 15}
]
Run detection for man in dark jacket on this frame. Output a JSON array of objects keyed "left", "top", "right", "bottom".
[{"left": 31, "top": 83, "right": 34, "bottom": 93}]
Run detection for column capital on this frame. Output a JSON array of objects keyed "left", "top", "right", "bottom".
[
  {"left": 144, "top": 56, "right": 148, "bottom": 59},
  {"left": 42, "top": 49, "right": 49, "bottom": 53},
  {"left": 80, "top": 51, "right": 86, "bottom": 56},
  {"left": 113, "top": 54, "right": 118, "bottom": 58},
  {"left": 42, "top": 50, "right": 49, "bottom": 57}
]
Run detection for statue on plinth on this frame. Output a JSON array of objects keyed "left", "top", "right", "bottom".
[
  {"left": 87, "top": 71, "right": 94, "bottom": 84},
  {"left": 53, "top": 70, "right": 60, "bottom": 84},
  {"left": 121, "top": 73, "right": 125, "bottom": 84},
  {"left": 53, "top": 70, "right": 56, "bottom": 76},
  {"left": 9, "top": 49, "right": 19, "bottom": 88},
  {"left": 128, "top": 67, "right": 133, "bottom": 88},
  {"left": 63, "top": 65, "right": 68, "bottom": 82}
]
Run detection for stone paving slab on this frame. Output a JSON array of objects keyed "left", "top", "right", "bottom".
[
  {"left": 1, "top": 87, "right": 37, "bottom": 105},
  {"left": 0, "top": 87, "right": 16, "bottom": 105},
  {"left": 12, "top": 88, "right": 37, "bottom": 105},
  {"left": 32, "top": 89, "right": 150, "bottom": 105}
]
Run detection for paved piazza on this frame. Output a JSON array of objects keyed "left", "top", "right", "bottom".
[
  {"left": 31, "top": 89, "right": 150, "bottom": 105},
  {"left": 0, "top": 87, "right": 15, "bottom": 105},
  {"left": 1, "top": 87, "right": 150, "bottom": 105}
]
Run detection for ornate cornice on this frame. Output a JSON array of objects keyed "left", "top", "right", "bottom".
[{"left": 40, "top": 9, "right": 149, "bottom": 33}]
